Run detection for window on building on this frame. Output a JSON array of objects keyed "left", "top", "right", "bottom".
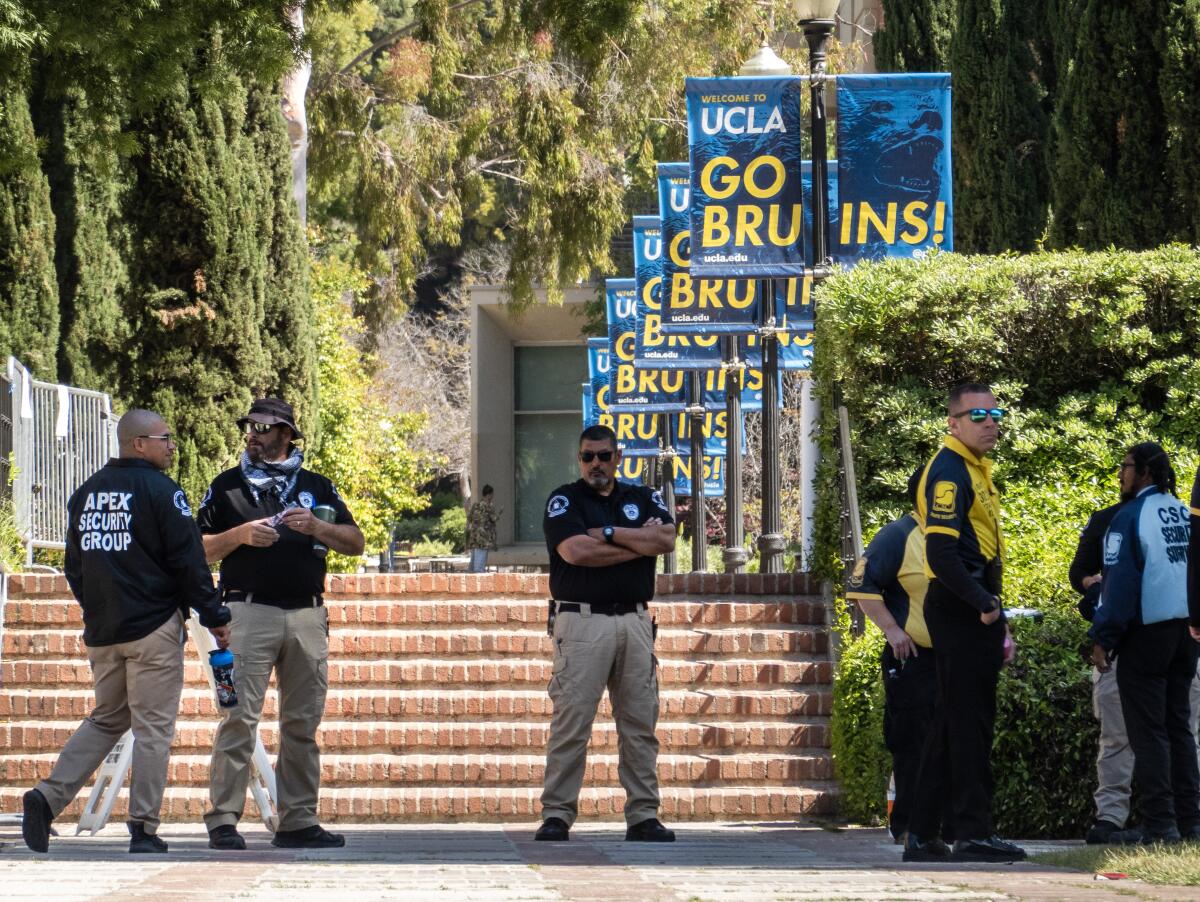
[{"left": 514, "top": 345, "right": 587, "bottom": 542}]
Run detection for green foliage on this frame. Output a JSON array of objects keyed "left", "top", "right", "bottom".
[
  {"left": 436, "top": 504, "right": 467, "bottom": 552},
  {"left": 411, "top": 536, "right": 455, "bottom": 556},
  {"left": 0, "top": 81, "right": 58, "bottom": 377},
  {"left": 829, "top": 624, "right": 887, "bottom": 824},
  {"left": 815, "top": 246, "right": 1200, "bottom": 837},
  {"left": 0, "top": 492, "right": 25, "bottom": 572},
  {"left": 305, "top": 251, "right": 432, "bottom": 566},
  {"left": 874, "top": 0, "right": 955, "bottom": 72}
]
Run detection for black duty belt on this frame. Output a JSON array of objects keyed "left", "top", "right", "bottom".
[
  {"left": 555, "top": 601, "right": 646, "bottom": 616},
  {"left": 223, "top": 589, "right": 323, "bottom": 609}
]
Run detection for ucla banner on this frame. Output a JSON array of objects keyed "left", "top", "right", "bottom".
[
  {"left": 616, "top": 455, "right": 648, "bottom": 486},
  {"left": 587, "top": 337, "right": 611, "bottom": 414},
  {"left": 582, "top": 384, "right": 596, "bottom": 427},
  {"left": 686, "top": 76, "right": 806, "bottom": 278},
  {"left": 671, "top": 409, "right": 746, "bottom": 457},
  {"left": 607, "top": 278, "right": 688, "bottom": 412},
  {"left": 657, "top": 162, "right": 761, "bottom": 336},
  {"left": 672, "top": 454, "right": 725, "bottom": 498},
  {"left": 837, "top": 74, "right": 952, "bottom": 261},
  {"left": 600, "top": 410, "right": 661, "bottom": 458}
]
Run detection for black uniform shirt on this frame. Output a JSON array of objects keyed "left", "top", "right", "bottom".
[
  {"left": 64, "top": 458, "right": 228, "bottom": 646},
  {"left": 543, "top": 478, "right": 673, "bottom": 606},
  {"left": 197, "top": 466, "right": 356, "bottom": 600},
  {"left": 1069, "top": 503, "right": 1121, "bottom": 621}
]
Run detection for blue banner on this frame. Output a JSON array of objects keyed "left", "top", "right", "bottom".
[
  {"left": 587, "top": 337, "right": 611, "bottom": 414},
  {"left": 671, "top": 409, "right": 746, "bottom": 457},
  {"left": 600, "top": 410, "right": 661, "bottom": 458},
  {"left": 657, "top": 162, "right": 762, "bottom": 336},
  {"left": 836, "top": 74, "right": 953, "bottom": 261},
  {"left": 672, "top": 453, "right": 725, "bottom": 498},
  {"left": 582, "top": 383, "right": 596, "bottom": 427},
  {"left": 607, "top": 278, "right": 688, "bottom": 412},
  {"left": 686, "top": 76, "right": 806, "bottom": 278},
  {"left": 616, "top": 455, "right": 648, "bottom": 485}
]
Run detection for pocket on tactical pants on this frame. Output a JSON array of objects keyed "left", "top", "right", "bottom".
[{"left": 549, "top": 651, "right": 568, "bottom": 698}]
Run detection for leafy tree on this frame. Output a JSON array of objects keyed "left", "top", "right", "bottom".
[
  {"left": 0, "top": 79, "right": 58, "bottom": 376},
  {"left": 949, "top": 0, "right": 1048, "bottom": 252},
  {"left": 306, "top": 249, "right": 432, "bottom": 559},
  {"left": 874, "top": 0, "right": 955, "bottom": 72}
]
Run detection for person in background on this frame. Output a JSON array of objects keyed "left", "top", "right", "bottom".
[
  {"left": 466, "top": 484, "right": 500, "bottom": 573},
  {"left": 1091, "top": 442, "right": 1199, "bottom": 844}
]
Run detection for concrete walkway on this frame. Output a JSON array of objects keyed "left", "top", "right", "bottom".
[{"left": 1, "top": 822, "right": 1197, "bottom": 901}]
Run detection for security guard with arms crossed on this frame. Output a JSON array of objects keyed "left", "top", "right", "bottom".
[
  {"left": 904, "top": 383, "right": 1024, "bottom": 864},
  {"left": 536, "top": 424, "right": 677, "bottom": 842},
  {"left": 845, "top": 468, "right": 948, "bottom": 845}
]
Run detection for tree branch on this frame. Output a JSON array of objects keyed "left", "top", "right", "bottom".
[{"left": 334, "top": 0, "right": 487, "bottom": 79}]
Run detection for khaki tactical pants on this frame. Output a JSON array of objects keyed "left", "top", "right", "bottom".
[
  {"left": 1093, "top": 657, "right": 1200, "bottom": 827},
  {"left": 540, "top": 603, "right": 660, "bottom": 827},
  {"left": 206, "top": 602, "right": 329, "bottom": 832},
  {"left": 37, "top": 613, "right": 187, "bottom": 834}
]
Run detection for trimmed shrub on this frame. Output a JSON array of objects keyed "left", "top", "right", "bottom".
[{"left": 814, "top": 246, "right": 1200, "bottom": 837}]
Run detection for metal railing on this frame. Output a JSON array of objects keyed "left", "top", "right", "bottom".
[
  {"left": 2, "top": 358, "right": 118, "bottom": 566},
  {"left": 836, "top": 400, "right": 866, "bottom": 636}
]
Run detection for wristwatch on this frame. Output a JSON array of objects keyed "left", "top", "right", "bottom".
[{"left": 603, "top": 526, "right": 615, "bottom": 544}]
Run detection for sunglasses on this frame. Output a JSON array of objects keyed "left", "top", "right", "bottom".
[
  {"left": 951, "top": 407, "right": 1007, "bottom": 423},
  {"left": 579, "top": 450, "right": 614, "bottom": 463},
  {"left": 137, "top": 433, "right": 172, "bottom": 442},
  {"left": 245, "top": 422, "right": 277, "bottom": 435}
]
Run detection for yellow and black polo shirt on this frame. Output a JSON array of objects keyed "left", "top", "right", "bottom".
[
  {"left": 845, "top": 512, "right": 932, "bottom": 649},
  {"left": 917, "top": 435, "right": 1003, "bottom": 582}
]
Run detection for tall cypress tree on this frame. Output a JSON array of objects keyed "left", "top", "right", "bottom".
[
  {"left": 122, "top": 66, "right": 311, "bottom": 498},
  {"left": 950, "top": 0, "right": 1049, "bottom": 252},
  {"left": 875, "top": 0, "right": 956, "bottom": 72},
  {"left": 1050, "top": 1, "right": 1172, "bottom": 248},
  {"left": 1160, "top": 1, "right": 1200, "bottom": 244},
  {"left": 0, "top": 80, "right": 59, "bottom": 378}
]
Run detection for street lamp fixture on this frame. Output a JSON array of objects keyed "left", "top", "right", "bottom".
[{"left": 793, "top": 0, "right": 840, "bottom": 24}]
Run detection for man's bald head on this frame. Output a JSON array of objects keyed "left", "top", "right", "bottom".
[{"left": 117, "top": 409, "right": 175, "bottom": 470}]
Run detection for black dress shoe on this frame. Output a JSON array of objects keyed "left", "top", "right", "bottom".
[
  {"left": 271, "top": 824, "right": 345, "bottom": 849},
  {"left": 1085, "top": 819, "right": 1122, "bottom": 844},
  {"left": 1111, "top": 826, "right": 1179, "bottom": 845},
  {"left": 625, "top": 818, "right": 676, "bottom": 842},
  {"left": 209, "top": 824, "right": 247, "bottom": 850},
  {"left": 128, "top": 821, "right": 168, "bottom": 854},
  {"left": 535, "top": 817, "right": 570, "bottom": 841},
  {"left": 22, "top": 788, "right": 53, "bottom": 853},
  {"left": 901, "top": 833, "right": 952, "bottom": 862},
  {"left": 952, "top": 836, "right": 1026, "bottom": 862}
]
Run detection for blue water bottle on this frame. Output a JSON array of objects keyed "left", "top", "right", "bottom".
[{"left": 209, "top": 648, "right": 238, "bottom": 708}]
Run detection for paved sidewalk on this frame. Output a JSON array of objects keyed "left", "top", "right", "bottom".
[{"left": 1, "top": 821, "right": 1197, "bottom": 901}]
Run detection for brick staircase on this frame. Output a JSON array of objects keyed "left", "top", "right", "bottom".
[{"left": 0, "top": 572, "right": 836, "bottom": 823}]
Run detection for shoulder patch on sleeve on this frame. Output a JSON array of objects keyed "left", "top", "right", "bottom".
[
  {"left": 651, "top": 490, "right": 668, "bottom": 511},
  {"left": 547, "top": 494, "right": 570, "bottom": 518},
  {"left": 173, "top": 490, "right": 192, "bottom": 517},
  {"left": 200, "top": 487, "right": 213, "bottom": 508},
  {"left": 931, "top": 481, "right": 957, "bottom": 517},
  {"left": 1104, "top": 532, "right": 1123, "bottom": 566},
  {"left": 847, "top": 556, "right": 868, "bottom": 589}
]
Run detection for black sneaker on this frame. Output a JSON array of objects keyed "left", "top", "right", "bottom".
[
  {"left": 625, "top": 818, "right": 676, "bottom": 842},
  {"left": 271, "top": 824, "right": 345, "bottom": 849},
  {"left": 1085, "top": 819, "right": 1122, "bottom": 844},
  {"left": 902, "top": 833, "right": 952, "bottom": 862},
  {"left": 952, "top": 836, "right": 1026, "bottom": 862},
  {"left": 1111, "top": 826, "right": 1179, "bottom": 845},
  {"left": 209, "top": 824, "right": 247, "bottom": 850},
  {"left": 21, "top": 788, "right": 53, "bottom": 853},
  {"left": 128, "top": 822, "right": 168, "bottom": 854},
  {"left": 534, "top": 817, "right": 570, "bottom": 841}
]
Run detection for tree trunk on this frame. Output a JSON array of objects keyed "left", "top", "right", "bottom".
[{"left": 281, "top": 3, "right": 310, "bottom": 224}]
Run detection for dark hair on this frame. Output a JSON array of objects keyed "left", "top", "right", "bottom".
[
  {"left": 481, "top": 484, "right": 494, "bottom": 496},
  {"left": 1128, "top": 441, "right": 1176, "bottom": 495},
  {"left": 579, "top": 424, "right": 617, "bottom": 448},
  {"left": 906, "top": 466, "right": 924, "bottom": 508},
  {"left": 948, "top": 382, "right": 993, "bottom": 411}
]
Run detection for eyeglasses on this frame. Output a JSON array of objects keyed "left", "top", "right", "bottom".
[
  {"left": 951, "top": 408, "right": 1007, "bottom": 423},
  {"left": 579, "top": 450, "right": 614, "bottom": 463},
  {"left": 1117, "top": 462, "right": 1135, "bottom": 472},
  {"left": 137, "top": 434, "right": 172, "bottom": 442},
  {"left": 245, "top": 422, "right": 276, "bottom": 435}
]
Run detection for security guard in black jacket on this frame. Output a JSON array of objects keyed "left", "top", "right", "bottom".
[
  {"left": 536, "top": 424, "right": 677, "bottom": 843},
  {"left": 22, "top": 409, "right": 231, "bottom": 856}
]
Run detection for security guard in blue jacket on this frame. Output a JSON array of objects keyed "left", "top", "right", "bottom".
[
  {"left": 1091, "top": 442, "right": 1200, "bottom": 843},
  {"left": 904, "top": 383, "right": 1024, "bottom": 864},
  {"left": 846, "top": 468, "right": 948, "bottom": 844}
]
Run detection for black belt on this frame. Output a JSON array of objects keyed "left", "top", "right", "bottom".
[
  {"left": 556, "top": 601, "right": 646, "bottom": 616},
  {"left": 223, "top": 589, "right": 323, "bottom": 609}
]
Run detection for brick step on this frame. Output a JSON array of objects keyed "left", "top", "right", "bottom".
[
  {"left": 0, "top": 720, "right": 829, "bottom": 755},
  {"left": 0, "top": 783, "right": 837, "bottom": 823},
  {"left": 0, "top": 686, "right": 832, "bottom": 721},
  {"left": 1, "top": 597, "right": 827, "bottom": 630},
  {"left": 0, "top": 751, "right": 833, "bottom": 787},
  {"left": 1, "top": 657, "right": 832, "bottom": 690},
  {"left": 1, "top": 625, "right": 828, "bottom": 660}
]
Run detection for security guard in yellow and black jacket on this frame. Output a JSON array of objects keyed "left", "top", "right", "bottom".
[
  {"left": 903, "top": 383, "right": 1026, "bottom": 864},
  {"left": 845, "top": 467, "right": 947, "bottom": 844}
]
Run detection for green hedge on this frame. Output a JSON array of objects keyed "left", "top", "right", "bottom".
[{"left": 814, "top": 246, "right": 1200, "bottom": 837}]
